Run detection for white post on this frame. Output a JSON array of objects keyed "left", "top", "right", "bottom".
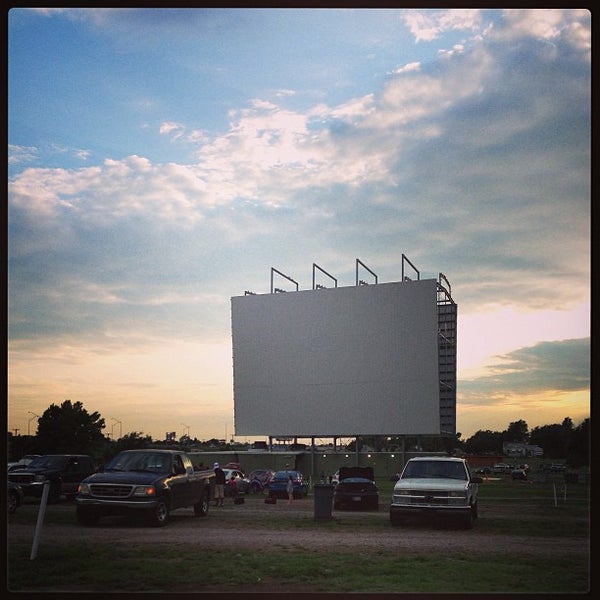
[{"left": 30, "top": 481, "right": 50, "bottom": 560}]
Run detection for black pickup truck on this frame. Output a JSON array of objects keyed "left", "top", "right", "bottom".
[
  {"left": 75, "top": 449, "right": 214, "bottom": 527},
  {"left": 8, "top": 454, "right": 97, "bottom": 503}
]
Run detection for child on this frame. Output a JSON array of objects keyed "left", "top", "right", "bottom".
[{"left": 228, "top": 475, "right": 238, "bottom": 502}]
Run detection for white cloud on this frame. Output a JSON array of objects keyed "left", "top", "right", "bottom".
[
  {"left": 392, "top": 62, "right": 421, "bottom": 75},
  {"left": 496, "top": 9, "right": 589, "bottom": 45},
  {"left": 402, "top": 8, "right": 483, "bottom": 42},
  {"left": 8, "top": 144, "right": 39, "bottom": 165},
  {"left": 458, "top": 302, "right": 590, "bottom": 375},
  {"left": 8, "top": 8, "right": 590, "bottom": 334},
  {"left": 159, "top": 121, "right": 185, "bottom": 138}
]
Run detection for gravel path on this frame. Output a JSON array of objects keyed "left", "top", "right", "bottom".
[{"left": 8, "top": 498, "right": 588, "bottom": 558}]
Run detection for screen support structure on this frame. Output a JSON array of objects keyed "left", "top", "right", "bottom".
[
  {"left": 271, "top": 267, "right": 299, "bottom": 293},
  {"left": 312, "top": 263, "right": 338, "bottom": 290},
  {"left": 402, "top": 253, "right": 420, "bottom": 281},
  {"left": 355, "top": 258, "right": 377, "bottom": 286}
]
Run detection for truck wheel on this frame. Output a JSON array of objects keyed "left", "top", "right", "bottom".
[
  {"left": 8, "top": 490, "right": 19, "bottom": 514},
  {"left": 194, "top": 489, "right": 210, "bottom": 517},
  {"left": 76, "top": 507, "right": 100, "bottom": 526},
  {"left": 148, "top": 499, "right": 170, "bottom": 527},
  {"left": 462, "top": 508, "right": 474, "bottom": 530}
]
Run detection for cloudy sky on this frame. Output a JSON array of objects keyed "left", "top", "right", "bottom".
[{"left": 7, "top": 8, "right": 590, "bottom": 443}]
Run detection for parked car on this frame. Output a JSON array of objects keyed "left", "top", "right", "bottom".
[
  {"left": 492, "top": 463, "right": 512, "bottom": 474},
  {"left": 248, "top": 469, "right": 274, "bottom": 485},
  {"left": 76, "top": 450, "right": 214, "bottom": 527},
  {"left": 8, "top": 482, "right": 24, "bottom": 513},
  {"left": 223, "top": 469, "right": 251, "bottom": 496},
  {"left": 333, "top": 466, "right": 379, "bottom": 510},
  {"left": 249, "top": 441, "right": 269, "bottom": 451},
  {"left": 266, "top": 470, "right": 309, "bottom": 499},
  {"left": 511, "top": 469, "right": 527, "bottom": 481},
  {"left": 248, "top": 469, "right": 274, "bottom": 494},
  {"left": 390, "top": 457, "right": 482, "bottom": 529},
  {"left": 7, "top": 455, "right": 41, "bottom": 472},
  {"left": 223, "top": 462, "right": 244, "bottom": 472},
  {"left": 7, "top": 454, "right": 96, "bottom": 503}
]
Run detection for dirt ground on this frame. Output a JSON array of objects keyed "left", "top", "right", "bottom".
[
  {"left": 7, "top": 495, "right": 587, "bottom": 557},
  {"left": 7, "top": 496, "right": 590, "bottom": 593}
]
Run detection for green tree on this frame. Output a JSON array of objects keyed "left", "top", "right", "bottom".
[
  {"left": 566, "top": 418, "right": 589, "bottom": 467},
  {"left": 504, "top": 420, "right": 529, "bottom": 443},
  {"left": 529, "top": 417, "right": 574, "bottom": 459},
  {"left": 463, "top": 429, "right": 503, "bottom": 455},
  {"left": 36, "top": 399, "right": 106, "bottom": 455}
]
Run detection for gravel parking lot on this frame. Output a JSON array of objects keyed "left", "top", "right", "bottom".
[{"left": 8, "top": 496, "right": 587, "bottom": 557}]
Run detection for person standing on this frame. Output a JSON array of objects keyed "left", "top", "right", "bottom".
[
  {"left": 286, "top": 474, "right": 294, "bottom": 505},
  {"left": 213, "top": 462, "right": 225, "bottom": 507},
  {"left": 228, "top": 475, "right": 238, "bottom": 503}
]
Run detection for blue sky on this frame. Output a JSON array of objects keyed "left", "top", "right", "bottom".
[{"left": 8, "top": 8, "right": 590, "bottom": 442}]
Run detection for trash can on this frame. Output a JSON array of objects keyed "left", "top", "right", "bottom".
[{"left": 313, "top": 484, "right": 335, "bottom": 519}]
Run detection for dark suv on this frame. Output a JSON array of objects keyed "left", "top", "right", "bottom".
[{"left": 7, "top": 454, "right": 96, "bottom": 503}]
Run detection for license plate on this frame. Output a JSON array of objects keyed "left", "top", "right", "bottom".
[{"left": 352, "top": 496, "right": 361, "bottom": 501}]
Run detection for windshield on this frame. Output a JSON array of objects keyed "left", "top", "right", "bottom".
[
  {"left": 402, "top": 460, "right": 467, "bottom": 481},
  {"left": 273, "top": 470, "right": 298, "bottom": 480},
  {"left": 27, "top": 456, "right": 69, "bottom": 469},
  {"left": 105, "top": 452, "right": 171, "bottom": 474}
]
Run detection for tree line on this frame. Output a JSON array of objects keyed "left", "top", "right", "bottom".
[{"left": 7, "top": 400, "right": 590, "bottom": 468}]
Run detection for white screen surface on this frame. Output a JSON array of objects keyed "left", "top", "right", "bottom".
[{"left": 231, "top": 279, "right": 440, "bottom": 436}]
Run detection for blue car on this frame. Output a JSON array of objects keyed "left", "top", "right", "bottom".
[{"left": 266, "top": 470, "right": 308, "bottom": 499}]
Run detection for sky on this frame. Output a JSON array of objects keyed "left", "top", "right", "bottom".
[{"left": 7, "top": 7, "right": 591, "bottom": 443}]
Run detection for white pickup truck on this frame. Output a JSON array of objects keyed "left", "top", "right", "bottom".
[{"left": 390, "top": 456, "right": 482, "bottom": 529}]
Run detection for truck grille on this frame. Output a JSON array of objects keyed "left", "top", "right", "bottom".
[
  {"left": 8, "top": 473, "right": 34, "bottom": 485},
  {"left": 411, "top": 491, "right": 449, "bottom": 505},
  {"left": 89, "top": 484, "right": 133, "bottom": 498}
]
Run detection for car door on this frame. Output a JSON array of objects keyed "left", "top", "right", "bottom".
[
  {"left": 63, "top": 457, "right": 87, "bottom": 495},
  {"left": 169, "top": 454, "right": 193, "bottom": 509}
]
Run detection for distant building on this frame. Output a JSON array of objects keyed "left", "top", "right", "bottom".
[{"left": 503, "top": 442, "right": 543, "bottom": 457}]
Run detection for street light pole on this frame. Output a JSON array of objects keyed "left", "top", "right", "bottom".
[
  {"left": 27, "top": 412, "right": 40, "bottom": 436},
  {"left": 111, "top": 417, "right": 122, "bottom": 440}
]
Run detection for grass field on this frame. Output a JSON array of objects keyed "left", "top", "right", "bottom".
[{"left": 6, "top": 475, "right": 590, "bottom": 594}]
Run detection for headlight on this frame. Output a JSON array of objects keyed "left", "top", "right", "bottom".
[
  {"left": 395, "top": 490, "right": 410, "bottom": 496},
  {"left": 78, "top": 483, "right": 90, "bottom": 495},
  {"left": 34, "top": 475, "right": 46, "bottom": 482},
  {"left": 133, "top": 485, "right": 156, "bottom": 497},
  {"left": 448, "top": 491, "right": 466, "bottom": 498}
]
